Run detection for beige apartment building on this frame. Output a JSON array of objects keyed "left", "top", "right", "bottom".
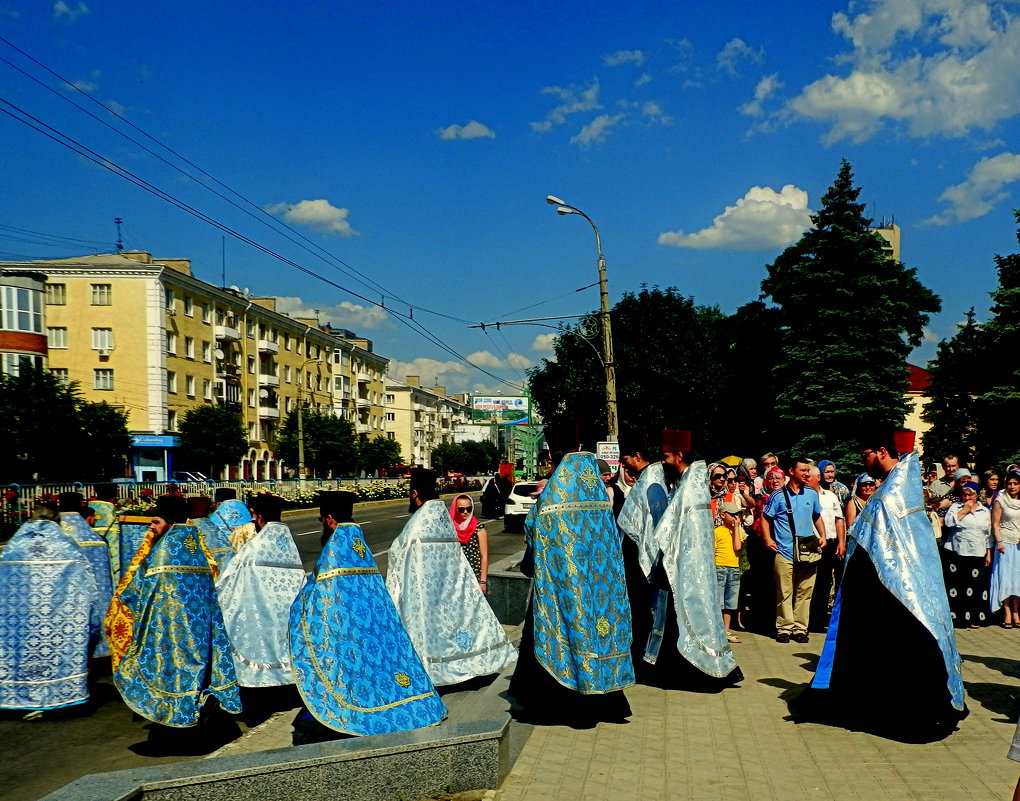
[
  {"left": 385, "top": 377, "right": 471, "bottom": 468},
  {"left": 310, "top": 323, "right": 389, "bottom": 442},
  {"left": 2, "top": 251, "right": 338, "bottom": 481}
]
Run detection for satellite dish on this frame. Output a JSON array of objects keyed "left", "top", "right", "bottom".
[
  {"left": 259, "top": 389, "right": 269, "bottom": 399},
  {"left": 214, "top": 348, "right": 225, "bottom": 360},
  {"left": 229, "top": 285, "right": 240, "bottom": 292}
]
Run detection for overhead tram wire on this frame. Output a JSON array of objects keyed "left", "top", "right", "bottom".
[
  {"left": 0, "top": 223, "right": 109, "bottom": 249},
  {"left": 0, "top": 97, "right": 520, "bottom": 391},
  {"left": 0, "top": 37, "right": 474, "bottom": 327},
  {"left": 493, "top": 281, "right": 598, "bottom": 320}
]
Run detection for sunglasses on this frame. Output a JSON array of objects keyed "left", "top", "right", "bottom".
[
  {"left": 711, "top": 473, "right": 726, "bottom": 479},
  {"left": 456, "top": 506, "right": 472, "bottom": 512}
]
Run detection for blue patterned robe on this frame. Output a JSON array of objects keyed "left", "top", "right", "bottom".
[
  {"left": 90, "top": 501, "right": 121, "bottom": 585},
  {"left": 216, "top": 521, "right": 306, "bottom": 687},
  {"left": 618, "top": 462, "right": 670, "bottom": 577},
  {"left": 290, "top": 522, "right": 446, "bottom": 735},
  {"left": 654, "top": 461, "right": 739, "bottom": 679},
  {"left": 193, "top": 516, "right": 235, "bottom": 572},
  {"left": 61, "top": 511, "right": 113, "bottom": 658},
  {"left": 0, "top": 521, "right": 102, "bottom": 710},
  {"left": 113, "top": 524, "right": 241, "bottom": 727},
  {"left": 115, "top": 516, "right": 152, "bottom": 578},
  {"left": 525, "top": 452, "right": 635, "bottom": 694}
]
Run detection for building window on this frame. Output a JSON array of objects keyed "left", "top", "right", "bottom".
[
  {"left": 186, "top": 375, "right": 195, "bottom": 397},
  {"left": 284, "top": 365, "right": 292, "bottom": 383},
  {"left": 385, "top": 412, "right": 395, "bottom": 422},
  {"left": 247, "top": 389, "right": 256, "bottom": 408},
  {"left": 296, "top": 341, "right": 303, "bottom": 357},
  {"left": 284, "top": 333, "right": 291, "bottom": 351},
  {"left": 167, "top": 370, "right": 177, "bottom": 393},
  {"left": 184, "top": 296, "right": 193, "bottom": 316},
  {"left": 203, "top": 378, "right": 212, "bottom": 400},
  {"left": 47, "top": 327, "right": 68, "bottom": 348},
  {"left": 249, "top": 422, "right": 257, "bottom": 440},
  {"left": 247, "top": 355, "right": 256, "bottom": 374},
  {"left": 246, "top": 321, "right": 255, "bottom": 339},
  {"left": 50, "top": 367, "right": 69, "bottom": 384},
  {"left": 202, "top": 341, "right": 211, "bottom": 362},
  {"left": 386, "top": 393, "right": 395, "bottom": 404},
  {"left": 386, "top": 431, "right": 396, "bottom": 440},
  {"left": 167, "top": 410, "right": 177, "bottom": 432},
  {"left": 166, "top": 331, "right": 177, "bottom": 354},
  {"left": 91, "top": 284, "right": 112, "bottom": 305},
  {"left": 201, "top": 302, "right": 212, "bottom": 323},
  {"left": 94, "top": 369, "right": 114, "bottom": 390},
  {"left": 45, "top": 283, "right": 66, "bottom": 305},
  {"left": 185, "top": 336, "right": 195, "bottom": 359},
  {"left": 165, "top": 287, "right": 175, "bottom": 308},
  {"left": 1, "top": 286, "right": 44, "bottom": 333},
  {"left": 91, "top": 328, "right": 114, "bottom": 351}
]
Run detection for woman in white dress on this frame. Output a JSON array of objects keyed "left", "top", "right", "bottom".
[{"left": 990, "top": 471, "right": 1020, "bottom": 628}]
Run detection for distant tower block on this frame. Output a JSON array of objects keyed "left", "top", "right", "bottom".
[{"left": 871, "top": 218, "right": 900, "bottom": 261}]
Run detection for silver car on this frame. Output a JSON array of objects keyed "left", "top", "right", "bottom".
[{"left": 503, "top": 481, "right": 538, "bottom": 533}]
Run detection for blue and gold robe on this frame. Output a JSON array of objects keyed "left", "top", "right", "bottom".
[
  {"left": 290, "top": 522, "right": 446, "bottom": 735},
  {"left": 90, "top": 500, "right": 121, "bottom": 586},
  {"left": 0, "top": 521, "right": 102, "bottom": 710},
  {"left": 113, "top": 524, "right": 241, "bottom": 727},
  {"left": 61, "top": 511, "right": 113, "bottom": 658}
]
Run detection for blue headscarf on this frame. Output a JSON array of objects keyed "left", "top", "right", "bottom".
[
  {"left": 113, "top": 524, "right": 241, "bottom": 726},
  {"left": 0, "top": 521, "right": 102, "bottom": 710},
  {"left": 290, "top": 522, "right": 446, "bottom": 735},
  {"left": 526, "top": 451, "right": 635, "bottom": 694},
  {"left": 812, "top": 451, "right": 965, "bottom": 711}
]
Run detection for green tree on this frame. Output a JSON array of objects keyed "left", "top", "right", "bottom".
[
  {"left": 75, "top": 401, "right": 132, "bottom": 481},
  {"left": 973, "top": 210, "right": 1020, "bottom": 468},
  {"left": 178, "top": 404, "right": 248, "bottom": 478},
  {"left": 528, "top": 286, "right": 731, "bottom": 456},
  {"left": 431, "top": 442, "right": 468, "bottom": 473},
  {"left": 277, "top": 409, "right": 360, "bottom": 477},
  {"left": 760, "top": 159, "right": 941, "bottom": 469},
  {"left": 920, "top": 309, "right": 986, "bottom": 465},
  {"left": 360, "top": 436, "right": 402, "bottom": 476},
  {"left": 461, "top": 439, "right": 499, "bottom": 474}
]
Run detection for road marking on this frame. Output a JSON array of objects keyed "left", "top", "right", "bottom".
[{"left": 373, "top": 548, "right": 389, "bottom": 557}]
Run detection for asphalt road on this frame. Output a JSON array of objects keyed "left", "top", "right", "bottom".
[{"left": 0, "top": 498, "right": 524, "bottom": 801}]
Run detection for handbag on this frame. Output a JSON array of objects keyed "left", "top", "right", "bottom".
[{"left": 782, "top": 486, "right": 822, "bottom": 564}]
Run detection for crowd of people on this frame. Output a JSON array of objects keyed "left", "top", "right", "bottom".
[{"left": 0, "top": 430, "right": 1009, "bottom": 767}]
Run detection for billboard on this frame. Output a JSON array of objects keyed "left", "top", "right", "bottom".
[{"left": 472, "top": 395, "right": 529, "bottom": 422}]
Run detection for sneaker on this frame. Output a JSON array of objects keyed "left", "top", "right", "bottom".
[
  {"left": 776, "top": 632, "right": 791, "bottom": 643},
  {"left": 792, "top": 632, "right": 809, "bottom": 643}
]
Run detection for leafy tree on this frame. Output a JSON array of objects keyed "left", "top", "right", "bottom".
[
  {"left": 973, "top": 210, "right": 1020, "bottom": 468},
  {"left": 360, "top": 436, "right": 402, "bottom": 476},
  {"left": 920, "top": 309, "right": 986, "bottom": 465},
  {"left": 178, "top": 404, "right": 248, "bottom": 478},
  {"left": 760, "top": 159, "right": 941, "bottom": 470},
  {"left": 0, "top": 366, "right": 131, "bottom": 483},
  {"left": 277, "top": 409, "right": 359, "bottom": 477},
  {"left": 461, "top": 439, "right": 499, "bottom": 474},
  {"left": 528, "top": 286, "right": 731, "bottom": 456},
  {"left": 431, "top": 442, "right": 468, "bottom": 473}
]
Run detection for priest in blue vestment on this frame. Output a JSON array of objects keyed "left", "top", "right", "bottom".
[
  {"left": 508, "top": 451, "right": 635, "bottom": 726},
  {"left": 791, "top": 433, "right": 968, "bottom": 742},
  {"left": 0, "top": 514, "right": 102, "bottom": 713},
  {"left": 113, "top": 495, "right": 241, "bottom": 729},
  {"left": 290, "top": 491, "right": 445, "bottom": 739},
  {"left": 58, "top": 492, "right": 113, "bottom": 658}
]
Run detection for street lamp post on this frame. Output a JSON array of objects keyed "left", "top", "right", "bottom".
[
  {"left": 296, "top": 357, "right": 323, "bottom": 480},
  {"left": 546, "top": 195, "right": 619, "bottom": 442}
]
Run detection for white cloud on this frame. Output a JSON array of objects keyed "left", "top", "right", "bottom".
[
  {"left": 388, "top": 358, "right": 470, "bottom": 389},
  {"left": 658, "top": 184, "right": 813, "bottom": 250},
  {"left": 571, "top": 113, "right": 627, "bottom": 148},
  {"left": 272, "top": 296, "right": 391, "bottom": 331},
  {"left": 531, "top": 333, "right": 558, "bottom": 352},
  {"left": 53, "top": 1, "right": 88, "bottom": 22},
  {"left": 437, "top": 120, "right": 495, "bottom": 140},
  {"left": 107, "top": 100, "right": 127, "bottom": 118},
  {"left": 635, "top": 72, "right": 653, "bottom": 87},
  {"left": 716, "top": 38, "right": 763, "bottom": 75},
  {"left": 69, "top": 79, "right": 97, "bottom": 92},
  {"left": 530, "top": 78, "right": 602, "bottom": 132},
  {"left": 264, "top": 199, "right": 358, "bottom": 237},
  {"left": 922, "top": 326, "right": 941, "bottom": 344},
  {"left": 740, "top": 73, "right": 782, "bottom": 117},
  {"left": 924, "top": 151, "right": 1020, "bottom": 224},
  {"left": 788, "top": 0, "right": 1020, "bottom": 143},
  {"left": 603, "top": 49, "right": 645, "bottom": 66},
  {"left": 466, "top": 350, "right": 533, "bottom": 370}
]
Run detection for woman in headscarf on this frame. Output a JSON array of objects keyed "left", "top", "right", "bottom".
[
  {"left": 817, "top": 460, "right": 850, "bottom": 507},
  {"left": 449, "top": 494, "right": 489, "bottom": 592},
  {"left": 942, "top": 481, "right": 993, "bottom": 628},
  {"left": 508, "top": 452, "right": 634, "bottom": 725}
]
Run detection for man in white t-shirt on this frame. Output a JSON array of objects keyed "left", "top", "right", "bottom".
[{"left": 807, "top": 465, "right": 846, "bottom": 631}]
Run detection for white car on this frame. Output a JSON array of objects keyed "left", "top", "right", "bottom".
[{"left": 503, "top": 481, "right": 538, "bottom": 533}]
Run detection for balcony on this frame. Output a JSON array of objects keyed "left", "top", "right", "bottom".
[
  {"left": 257, "top": 374, "right": 280, "bottom": 387},
  {"left": 214, "top": 325, "right": 241, "bottom": 342},
  {"left": 216, "top": 363, "right": 240, "bottom": 378},
  {"left": 357, "top": 423, "right": 371, "bottom": 434},
  {"left": 414, "top": 421, "right": 424, "bottom": 430},
  {"left": 258, "top": 406, "right": 280, "bottom": 419},
  {"left": 356, "top": 396, "right": 371, "bottom": 408},
  {"left": 257, "top": 339, "right": 279, "bottom": 354},
  {"left": 357, "top": 372, "right": 372, "bottom": 384}
]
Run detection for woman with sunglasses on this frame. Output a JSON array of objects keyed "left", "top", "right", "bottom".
[{"left": 449, "top": 494, "right": 489, "bottom": 594}]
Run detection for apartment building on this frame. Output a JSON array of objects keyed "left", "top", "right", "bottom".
[
  {"left": 314, "top": 324, "right": 389, "bottom": 441},
  {"left": 2, "top": 251, "right": 336, "bottom": 481},
  {"left": 0, "top": 270, "right": 47, "bottom": 376},
  {"left": 385, "top": 376, "right": 471, "bottom": 468}
]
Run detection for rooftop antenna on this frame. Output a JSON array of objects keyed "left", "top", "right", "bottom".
[
  {"left": 113, "top": 217, "right": 123, "bottom": 252},
  {"left": 314, "top": 308, "right": 320, "bottom": 325}
]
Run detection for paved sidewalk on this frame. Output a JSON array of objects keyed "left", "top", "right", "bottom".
[{"left": 499, "top": 625, "right": 1020, "bottom": 801}]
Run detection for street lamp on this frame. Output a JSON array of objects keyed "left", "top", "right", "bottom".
[{"left": 545, "top": 195, "right": 619, "bottom": 441}]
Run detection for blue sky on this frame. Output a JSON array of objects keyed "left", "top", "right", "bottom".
[{"left": 2, "top": 0, "right": 1020, "bottom": 395}]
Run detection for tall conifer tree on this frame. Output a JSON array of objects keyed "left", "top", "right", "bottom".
[{"left": 760, "top": 160, "right": 940, "bottom": 469}]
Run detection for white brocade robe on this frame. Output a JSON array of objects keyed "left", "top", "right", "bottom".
[
  {"left": 215, "top": 521, "right": 306, "bottom": 687},
  {"left": 386, "top": 500, "right": 517, "bottom": 685}
]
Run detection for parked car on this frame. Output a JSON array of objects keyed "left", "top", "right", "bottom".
[{"left": 503, "top": 481, "right": 538, "bottom": 533}]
